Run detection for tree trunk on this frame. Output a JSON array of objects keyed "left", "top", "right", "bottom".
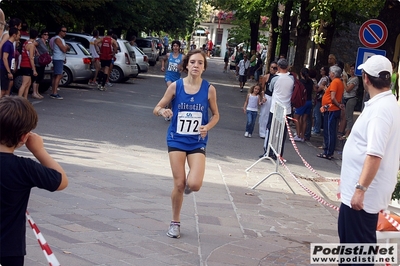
[
  {"left": 316, "top": 9, "right": 337, "bottom": 68},
  {"left": 267, "top": 3, "right": 279, "bottom": 66},
  {"left": 250, "top": 14, "right": 260, "bottom": 52},
  {"left": 377, "top": 0, "right": 400, "bottom": 62},
  {"left": 279, "top": 0, "right": 294, "bottom": 58},
  {"left": 293, "top": 0, "right": 311, "bottom": 74}
]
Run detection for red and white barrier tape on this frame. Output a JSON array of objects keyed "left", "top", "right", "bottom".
[
  {"left": 26, "top": 211, "right": 61, "bottom": 266},
  {"left": 285, "top": 117, "right": 340, "bottom": 182},
  {"left": 278, "top": 156, "right": 340, "bottom": 211}
]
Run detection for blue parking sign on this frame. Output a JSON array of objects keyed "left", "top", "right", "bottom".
[{"left": 355, "top": 47, "right": 386, "bottom": 76}]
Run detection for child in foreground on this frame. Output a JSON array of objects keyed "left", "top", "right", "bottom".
[{"left": 0, "top": 96, "right": 68, "bottom": 266}]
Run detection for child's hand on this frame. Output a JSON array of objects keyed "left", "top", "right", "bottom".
[{"left": 25, "top": 132, "right": 45, "bottom": 155}]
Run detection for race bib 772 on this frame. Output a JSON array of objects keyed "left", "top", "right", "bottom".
[{"left": 176, "top": 111, "right": 202, "bottom": 135}]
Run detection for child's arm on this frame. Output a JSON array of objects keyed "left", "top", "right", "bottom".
[
  {"left": 25, "top": 133, "right": 68, "bottom": 191},
  {"left": 243, "top": 94, "right": 249, "bottom": 113}
]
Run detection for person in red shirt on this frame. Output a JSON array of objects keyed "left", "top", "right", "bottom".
[
  {"left": 318, "top": 65, "right": 344, "bottom": 160},
  {"left": 18, "top": 29, "right": 38, "bottom": 99},
  {"left": 207, "top": 39, "right": 213, "bottom": 58},
  {"left": 94, "top": 29, "right": 118, "bottom": 91}
]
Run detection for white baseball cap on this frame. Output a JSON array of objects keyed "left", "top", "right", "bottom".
[{"left": 357, "top": 55, "right": 392, "bottom": 78}]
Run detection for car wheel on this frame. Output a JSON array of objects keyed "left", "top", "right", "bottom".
[
  {"left": 109, "top": 66, "right": 123, "bottom": 83},
  {"left": 39, "top": 82, "right": 51, "bottom": 93},
  {"left": 59, "top": 67, "right": 72, "bottom": 86},
  {"left": 136, "top": 64, "right": 141, "bottom": 73}
]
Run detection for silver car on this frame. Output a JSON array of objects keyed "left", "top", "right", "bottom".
[
  {"left": 60, "top": 41, "right": 93, "bottom": 86},
  {"left": 131, "top": 46, "right": 149, "bottom": 73},
  {"left": 135, "top": 38, "right": 158, "bottom": 66}
]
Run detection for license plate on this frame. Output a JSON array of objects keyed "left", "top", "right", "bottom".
[{"left": 44, "top": 74, "right": 51, "bottom": 80}]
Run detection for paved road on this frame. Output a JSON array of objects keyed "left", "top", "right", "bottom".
[{"left": 19, "top": 57, "right": 347, "bottom": 265}]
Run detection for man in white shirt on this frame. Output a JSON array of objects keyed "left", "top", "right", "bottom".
[
  {"left": 236, "top": 54, "right": 250, "bottom": 92},
  {"left": 262, "top": 58, "right": 294, "bottom": 160},
  {"left": 338, "top": 55, "right": 400, "bottom": 252}
]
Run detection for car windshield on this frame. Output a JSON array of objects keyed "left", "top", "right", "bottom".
[
  {"left": 136, "top": 39, "right": 151, "bottom": 48},
  {"left": 123, "top": 41, "right": 135, "bottom": 59},
  {"left": 77, "top": 43, "right": 91, "bottom": 56},
  {"left": 134, "top": 46, "right": 145, "bottom": 56}
]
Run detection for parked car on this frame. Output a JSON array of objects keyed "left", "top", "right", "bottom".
[
  {"left": 135, "top": 38, "right": 158, "bottom": 66},
  {"left": 13, "top": 35, "right": 53, "bottom": 93},
  {"left": 110, "top": 39, "right": 139, "bottom": 82},
  {"left": 131, "top": 46, "right": 149, "bottom": 73},
  {"left": 59, "top": 41, "right": 93, "bottom": 86},
  {"left": 64, "top": 33, "right": 138, "bottom": 83}
]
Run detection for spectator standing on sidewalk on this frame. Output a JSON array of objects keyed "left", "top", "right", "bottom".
[
  {"left": 0, "top": 28, "right": 20, "bottom": 98},
  {"left": 312, "top": 66, "right": 330, "bottom": 135},
  {"left": 293, "top": 68, "right": 313, "bottom": 142},
  {"left": 50, "top": 26, "right": 69, "bottom": 99},
  {"left": 317, "top": 65, "right": 344, "bottom": 160},
  {"left": 261, "top": 58, "right": 294, "bottom": 160},
  {"left": 338, "top": 63, "right": 359, "bottom": 140},
  {"left": 236, "top": 54, "right": 249, "bottom": 92},
  {"left": 88, "top": 30, "right": 100, "bottom": 86},
  {"left": 258, "top": 61, "right": 278, "bottom": 138},
  {"left": 153, "top": 49, "right": 219, "bottom": 239},
  {"left": 31, "top": 29, "right": 50, "bottom": 99},
  {"left": 0, "top": 96, "right": 68, "bottom": 266},
  {"left": 338, "top": 55, "right": 400, "bottom": 253},
  {"left": 18, "top": 29, "right": 38, "bottom": 99}
]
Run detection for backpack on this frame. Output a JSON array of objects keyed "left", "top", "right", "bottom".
[
  {"left": 49, "top": 36, "right": 56, "bottom": 52},
  {"left": 290, "top": 73, "right": 307, "bottom": 108}
]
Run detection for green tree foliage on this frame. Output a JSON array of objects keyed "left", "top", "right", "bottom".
[
  {"left": 207, "top": 0, "right": 276, "bottom": 52},
  {"left": 0, "top": 0, "right": 196, "bottom": 38}
]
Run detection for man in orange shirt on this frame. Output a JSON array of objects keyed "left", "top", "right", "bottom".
[{"left": 318, "top": 65, "right": 344, "bottom": 160}]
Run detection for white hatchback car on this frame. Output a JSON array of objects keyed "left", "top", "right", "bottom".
[{"left": 111, "top": 39, "right": 139, "bottom": 82}]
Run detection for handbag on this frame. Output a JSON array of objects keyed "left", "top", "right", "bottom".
[
  {"left": 38, "top": 52, "right": 52, "bottom": 66},
  {"left": 35, "top": 47, "right": 51, "bottom": 67}
]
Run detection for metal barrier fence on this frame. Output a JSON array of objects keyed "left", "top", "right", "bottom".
[{"left": 246, "top": 102, "right": 295, "bottom": 193}]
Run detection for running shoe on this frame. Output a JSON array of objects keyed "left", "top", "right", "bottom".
[
  {"left": 184, "top": 184, "right": 192, "bottom": 195},
  {"left": 106, "top": 82, "right": 113, "bottom": 87},
  {"left": 50, "top": 94, "right": 63, "bottom": 100},
  {"left": 98, "top": 86, "right": 106, "bottom": 91},
  {"left": 293, "top": 136, "right": 304, "bottom": 142},
  {"left": 166, "top": 222, "right": 180, "bottom": 238}
]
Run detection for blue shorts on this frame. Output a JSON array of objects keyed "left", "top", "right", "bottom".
[
  {"left": 295, "top": 100, "right": 312, "bottom": 115},
  {"left": 53, "top": 60, "right": 64, "bottom": 75}
]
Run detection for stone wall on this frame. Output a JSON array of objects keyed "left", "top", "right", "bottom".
[{"left": 330, "top": 23, "right": 362, "bottom": 66}]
